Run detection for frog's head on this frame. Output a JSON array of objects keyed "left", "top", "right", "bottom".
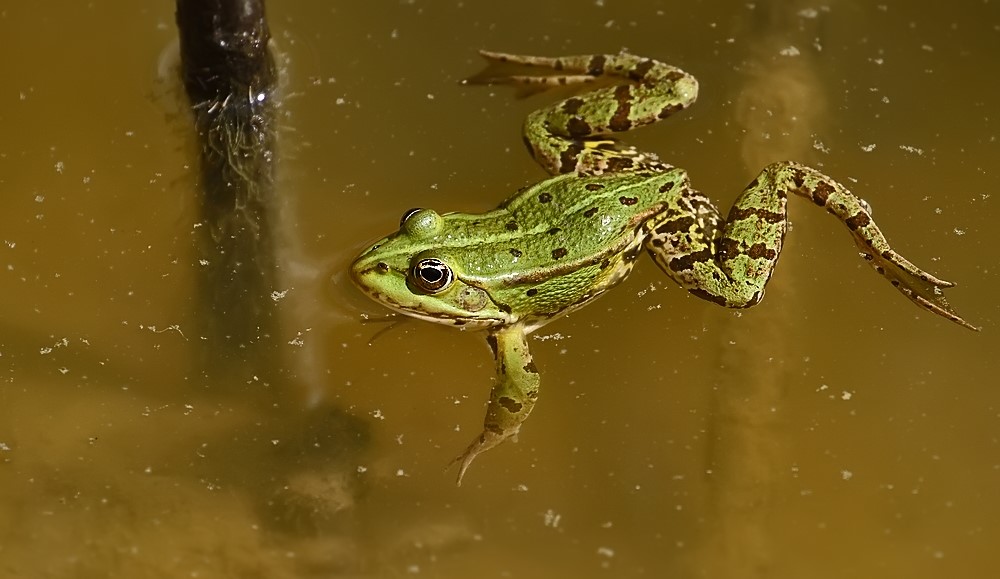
[{"left": 350, "top": 208, "right": 512, "bottom": 328}]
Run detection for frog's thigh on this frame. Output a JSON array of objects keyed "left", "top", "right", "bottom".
[
  {"left": 483, "top": 325, "right": 539, "bottom": 437},
  {"left": 646, "top": 168, "right": 789, "bottom": 308}
]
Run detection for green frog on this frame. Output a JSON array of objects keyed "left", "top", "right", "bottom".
[{"left": 350, "top": 51, "right": 977, "bottom": 485}]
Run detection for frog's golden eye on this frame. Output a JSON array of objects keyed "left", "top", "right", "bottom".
[
  {"left": 410, "top": 258, "right": 454, "bottom": 294},
  {"left": 400, "top": 208, "right": 423, "bottom": 228}
]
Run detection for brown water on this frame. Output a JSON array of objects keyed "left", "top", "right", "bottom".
[{"left": 2, "top": 1, "right": 998, "bottom": 577}]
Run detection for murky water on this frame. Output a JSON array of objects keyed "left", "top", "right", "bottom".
[{"left": 2, "top": 1, "right": 998, "bottom": 577}]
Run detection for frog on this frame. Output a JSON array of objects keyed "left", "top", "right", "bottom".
[{"left": 350, "top": 51, "right": 977, "bottom": 485}]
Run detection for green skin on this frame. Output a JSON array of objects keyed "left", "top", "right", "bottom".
[{"left": 351, "top": 51, "right": 977, "bottom": 485}]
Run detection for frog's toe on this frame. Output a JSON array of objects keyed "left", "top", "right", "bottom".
[{"left": 449, "top": 428, "right": 518, "bottom": 486}]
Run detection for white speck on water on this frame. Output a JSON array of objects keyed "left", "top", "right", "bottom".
[
  {"left": 841, "top": 470, "right": 854, "bottom": 481},
  {"left": 372, "top": 409, "right": 385, "bottom": 420},
  {"left": 597, "top": 546, "right": 615, "bottom": 558},
  {"left": 899, "top": 144, "right": 924, "bottom": 156},
  {"left": 860, "top": 143, "right": 876, "bottom": 152},
  {"left": 779, "top": 45, "right": 801, "bottom": 57},
  {"left": 543, "top": 509, "right": 562, "bottom": 528},
  {"left": 841, "top": 391, "right": 853, "bottom": 400}
]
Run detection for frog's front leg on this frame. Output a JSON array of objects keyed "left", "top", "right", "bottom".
[
  {"left": 452, "top": 323, "right": 540, "bottom": 485},
  {"left": 646, "top": 161, "right": 977, "bottom": 330}
]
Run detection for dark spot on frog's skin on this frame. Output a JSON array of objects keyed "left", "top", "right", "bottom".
[
  {"left": 812, "top": 181, "right": 835, "bottom": 206},
  {"left": 747, "top": 177, "right": 759, "bottom": 189},
  {"left": 559, "top": 141, "right": 585, "bottom": 174},
  {"left": 890, "top": 279, "right": 901, "bottom": 287},
  {"left": 562, "top": 97, "right": 585, "bottom": 115},
  {"left": 609, "top": 84, "right": 633, "bottom": 132},
  {"left": 376, "top": 262, "right": 390, "bottom": 273},
  {"left": 791, "top": 170, "right": 806, "bottom": 189},
  {"left": 746, "top": 243, "right": 777, "bottom": 260},
  {"left": 584, "top": 207, "right": 599, "bottom": 218},
  {"left": 661, "top": 215, "right": 696, "bottom": 233},
  {"left": 587, "top": 54, "right": 607, "bottom": 75},
  {"left": 669, "top": 248, "right": 712, "bottom": 272},
  {"left": 553, "top": 59, "right": 564, "bottom": 71},
  {"left": 658, "top": 181, "right": 675, "bottom": 193},
  {"left": 585, "top": 183, "right": 604, "bottom": 191},
  {"left": 664, "top": 70, "right": 687, "bottom": 82},
  {"left": 629, "top": 59, "right": 656, "bottom": 81},
  {"left": 524, "top": 361, "right": 539, "bottom": 374},
  {"left": 658, "top": 103, "right": 683, "bottom": 119},
  {"left": 619, "top": 196, "right": 639, "bottom": 206},
  {"left": 875, "top": 265, "right": 885, "bottom": 275},
  {"left": 606, "top": 157, "right": 634, "bottom": 172},
  {"left": 689, "top": 287, "right": 729, "bottom": 307},
  {"left": 454, "top": 320, "right": 467, "bottom": 326},
  {"left": 510, "top": 248, "right": 523, "bottom": 258},
  {"left": 486, "top": 334, "right": 498, "bottom": 356},
  {"left": 547, "top": 227, "right": 561, "bottom": 235},
  {"left": 728, "top": 206, "right": 784, "bottom": 224},
  {"left": 499, "top": 397, "right": 522, "bottom": 413},
  {"left": 526, "top": 288, "right": 538, "bottom": 297},
  {"left": 498, "top": 303, "right": 512, "bottom": 314},
  {"left": 537, "top": 192, "right": 552, "bottom": 204},
  {"left": 845, "top": 212, "right": 871, "bottom": 231},
  {"left": 861, "top": 253, "right": 873, "bottom": 261},
  {"left": 552, "top": 247, "right": 569, "bottom": 260},
  {"left": 506, "top": 221, "right": 519, "bottom": 231},
  {"left": 716, "top": 238, "right": 739, "bottom": 261},
  {"left": 567, "top": 117, "right": 592, "bottom": 138},
  {"left": 600, "top": 258, "right": 610, "bottom": 269}
]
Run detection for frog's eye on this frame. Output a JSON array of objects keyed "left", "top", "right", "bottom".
[
  {"left": 400, "top": 208, "right": 423, "bottom": 228},
  {"left": 410, "top": 258, "right": 454, "bottom": 294}
]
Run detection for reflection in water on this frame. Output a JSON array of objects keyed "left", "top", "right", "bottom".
[
  {"left": 697, "top": 3, "right": 828, "bottom": 577},
  {"left": 174, "top": 0, "right": 372, "bottom": 572},
  {"left": 177, "top": 0, "right": 281, "bottom": 379}
]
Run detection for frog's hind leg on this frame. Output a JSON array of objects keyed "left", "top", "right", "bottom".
[
  {"left": 645, "top": 161, "right": 978, "bottom": 330},
  {"left": 469, "top": 51, "right": 699, "bottom": 176}
]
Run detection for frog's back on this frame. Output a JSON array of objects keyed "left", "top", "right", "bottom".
[{"left": 451, "top": 169, "right": 687, "bottom": 278}]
